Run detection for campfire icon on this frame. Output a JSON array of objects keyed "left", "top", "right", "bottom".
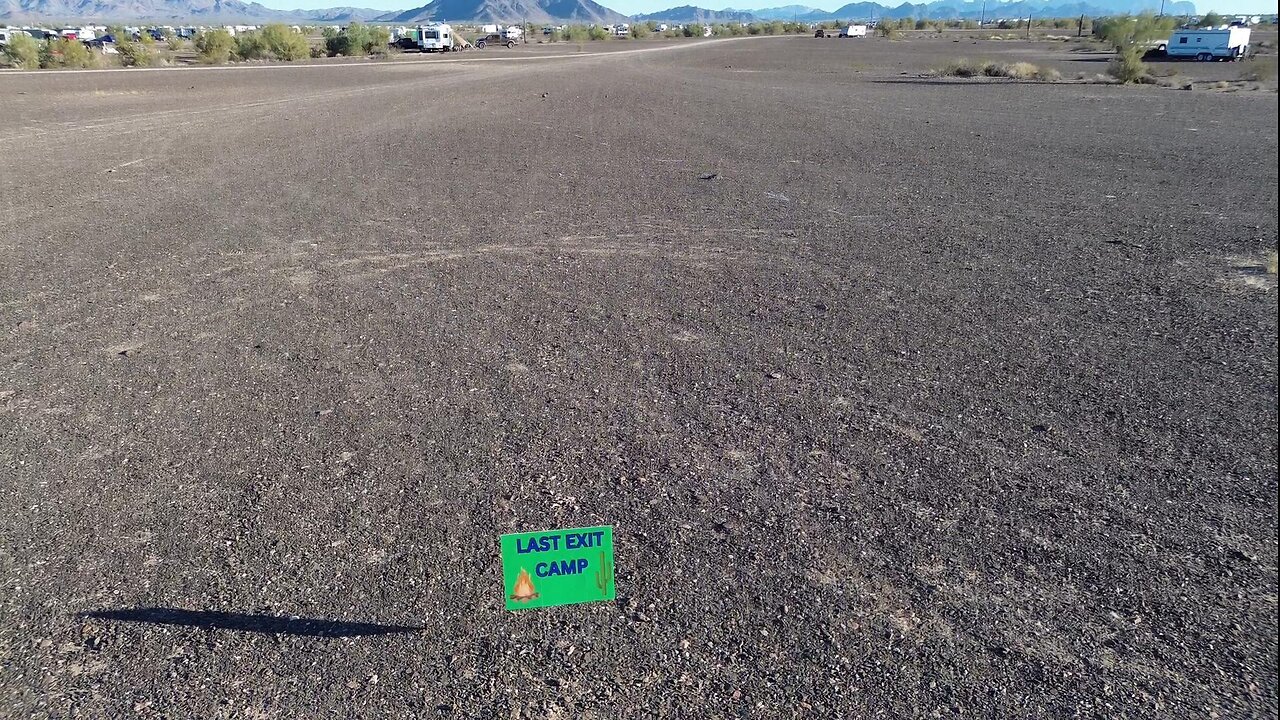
[{"left": 510, "top": 568, "right": 539, "bottom": 603}]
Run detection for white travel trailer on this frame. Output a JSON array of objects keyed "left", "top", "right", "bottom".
[
  {"left": 1162, "top": 26, "right": 1251, "bottom": 60},
  {"left": 416, "top": 23, "right": 457, "bottom": 51},
  {"left": 840, "top": 24, "right": 867, "bottom": 37}
]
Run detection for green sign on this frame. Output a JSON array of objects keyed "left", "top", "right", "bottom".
[{"left": 500, "top": 525, "right": 615, "bottom": 611}]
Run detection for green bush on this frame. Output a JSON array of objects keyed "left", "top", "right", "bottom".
[
  {"left": 1094, "top": 13, "right": 1174, "bottom": 82},
  {"left": 562, "top": 25, "right": 590, "bottom": 41},
  {"left": 587, "top": 25, "right": 609, "bottom": 40},
  {"left": 630, "top": 22, "right": 650, "bottom": 38},
  {"left": 1108, "top": 44, "right": 1151, "bottom": 82},
  {"left": 117, "top": 36, "right": 162, "bottom": 67},
  {"left": 195, "top": 29, "right": 234, "bottom": 64},
  {"left": 168, "top": 36, "right": 186, "bottom": 52},
  {"left": 40, "top": 38, "right": 97, "bottom": 68},
  {"left": 234, "top": 31, "right": 270, "bottom": 60},
  {"left": 1093, "top": 13, "right": 1176, "bottom": 49},
  {"left": 259, "top": 23, "right": 310, "bottom": 60},
  {"left": 325, "top": 22, "right": 389, "bottom": 56},
  {"left": 1196, "top": 11, "right": 1224, "bottom": 27},
  {"left": 368, "top": 25, "right": 389, "bottom": 54},
  {"left": 548, "top": 29, "right": 563, "bottom": 42},
  {"left": 2, "top": 32, "right": 40, "bottom": 69}
]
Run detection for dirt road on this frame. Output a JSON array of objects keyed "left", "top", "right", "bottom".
[{"left": 1, "top": 36, "right": 1276, "bottom": 718}]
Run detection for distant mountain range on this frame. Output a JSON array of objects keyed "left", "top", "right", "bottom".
[
  {"left": 0, "top": 0, "right": 380, "bottom": 21},
  {"left": 379, "top": 0, "right": 625, "bottom": 24},
  {"left": 639, "top": 0, "right": 1196, "bottom": 22},
  {"left": 633, "top": 4, "right": 753, "bottom": 21},
  {"left": 0, "top": 0, "right": 1196, "bottom": 24}
]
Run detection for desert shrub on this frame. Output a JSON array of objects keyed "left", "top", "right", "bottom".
[
  {"left": 1196, "top": 11, "right": 1224, "bottom": 27},
  {"left": 989, "top": 61, "right": 1039, "bottom": 79},
  {"left": 168, "top": 36, "right": 185, "bottom": 51},
  {"left": 548, "top": 28, "right": 562, "bottom": 42},
  {"left": 234, "top": 31, "right": 270, "bottom": 60},
  {"left": 586, "top": 25, "right": 609, "bottom": 40},
  {"left": 915, "top": 19, "right": 929, "bottom": 29},
  {"left": 259, "top": 24, "right": 310, "bottom": 60},
  {"left": 2, "top": 31, "right": 40, "bottom": 69},
  {"left": 629, "top": 23, "right": 649, "bottom": 38},
  {"left": 1094, "top": 13, "right": 1174, "bottom": 83},
  {"left": 1268, "top": 251, "right": 1278, "bottom": 275},
  {"left": 1094, "top": 13, "right": 1176, "bottom": 49},
  {"left": 935, "top": 58, "right": 989, "bottom": 76},
  {"left": 935, "top": 58, "right": 1061, "bottom": 81},
  {"left": 876, "top": 22, "right": 899, "bottom": 38},
  {"left": 117, "top": 36, "right": 162, "bottom": 66},
  {"left": 745, "top": 23, "right": 762, "bottom": 35},
  {"left": 40, "top": 37, "right": 97, "bottom": 68},
  {"left": 325, "top": 22, "right": 389, "bottom": 55},
  {"left": 783, "top": 22, "right": 806, "bottom": 33},
  {"left": 1237, "top": 60, "right": 1275, "bottom": 82},
  {"left": 561, "top": 25, "right": 589, "bottom": 41},
  {"left": 1108, "top": 45, "right": 1150, "bottom": 82},
  {"left": 367, "top": 26, "right": 389, "bottom": 54},
  {"left": 195, "top": 29, "right": 234, "bottom": 63}
]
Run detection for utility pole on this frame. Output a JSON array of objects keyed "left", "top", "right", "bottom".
[
  {"left": 1158, "top": 0, "right": 1165, "bottom": 17},
  {"left": 979, "top": 0, "right": 985, "bottom": 27},
  {"left": 1077, "top": 13, "right": 1084, "bottom": 36},
  {"left": 1026, "top": 10, "right": 1032, "bottom": 38},
  {"left": 523, "top": 15, "right": 528, "bottom": 43}
]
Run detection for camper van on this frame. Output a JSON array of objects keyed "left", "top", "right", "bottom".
[
  {"left": 1161, "top": 26, "right": 1251, "bottom": 60},
  {"left": 416, "top": 23, "right": 456, "bottom": 52}
]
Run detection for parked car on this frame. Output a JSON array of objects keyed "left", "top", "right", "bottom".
[{"left": 474, "top": 32, "right": 516, "bottom": 49}]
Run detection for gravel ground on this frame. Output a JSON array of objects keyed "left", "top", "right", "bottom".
[{"left": 1, "top": 35, "right": 1277, "bottom": 719}]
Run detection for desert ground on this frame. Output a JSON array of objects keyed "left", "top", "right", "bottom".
[{"left": 1, "top": 34, "right": 1277, "bottom": 719}]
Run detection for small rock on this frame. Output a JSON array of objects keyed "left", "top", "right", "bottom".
[{"left": 698, "top": 172, "right": 719, "bottom": 181}]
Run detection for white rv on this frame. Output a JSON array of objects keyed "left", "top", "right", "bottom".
[
  {"left": 839, "top": 24, "right": 867, "bottom": 37},
  {"left": 416, "top": 23, "right": 456, "bottom": 52},
  {"left": 1162, "top": 26, "right": 1250, "bottom": 60}
]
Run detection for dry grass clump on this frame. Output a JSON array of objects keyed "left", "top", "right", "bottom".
[{"left": 933, "top": 59, "right": 1061, "bottom": 81}]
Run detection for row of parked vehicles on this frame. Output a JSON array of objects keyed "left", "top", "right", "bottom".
[{"left": 391, "top": 23, "right": 522, "bottom": 52}]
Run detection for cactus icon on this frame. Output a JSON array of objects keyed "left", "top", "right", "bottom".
[{"left": 594, "top": 552, "right": 613, "bottom": 597}]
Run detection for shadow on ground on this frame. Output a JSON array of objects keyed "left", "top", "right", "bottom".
[{"left": 83, "top": 608, "right": 423, "bottom": 637}]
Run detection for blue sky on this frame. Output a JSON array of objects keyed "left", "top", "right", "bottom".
[{"left": 279, "top": 0, "right": 1279, "bottom": 17}]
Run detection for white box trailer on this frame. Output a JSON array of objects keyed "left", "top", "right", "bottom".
[
  {"left": 1162, "top": 26, "right": 1250, "bottom": 60},
  {"left": 416, "top": 23, "right": 458, "bottom": 52},
  {"left": 840, "top": 24, "right": 867, "bottom": 37}
]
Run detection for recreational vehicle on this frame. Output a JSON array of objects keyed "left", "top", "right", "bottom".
[
  {"left": 416, "top": 23, "right": 456, "bottom": 52},
  {"left": 1161, "top": 26, "right": 1251, "bottom": 60}
]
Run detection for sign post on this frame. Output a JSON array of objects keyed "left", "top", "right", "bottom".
[{"left": 500, "top": 525, "right": 615, "bottom": 611}]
